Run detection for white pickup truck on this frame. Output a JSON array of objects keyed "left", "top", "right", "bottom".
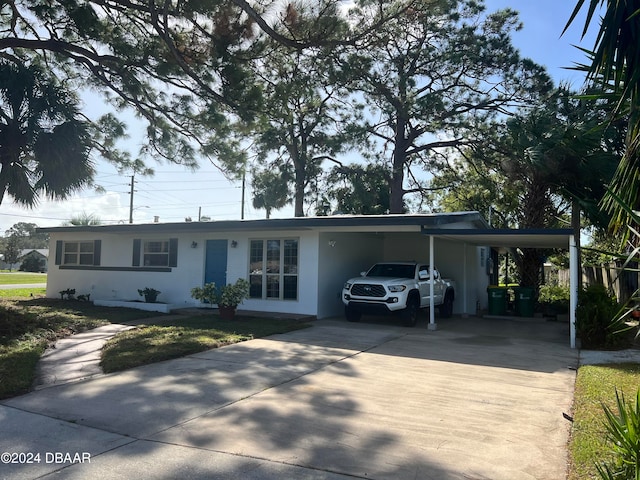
[{"left": 342, "top": 262, "right": 456, "bottom": 326}]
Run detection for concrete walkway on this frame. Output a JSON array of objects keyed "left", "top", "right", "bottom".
[
  {"left": 33, "top": 324, "right": 135, "bottom": 389},
  {"left": 33, "top": 314, "right": 189, "bottom": 389},
  {"left": 0, "top": 316, "right": 579, "bottom": 480}
]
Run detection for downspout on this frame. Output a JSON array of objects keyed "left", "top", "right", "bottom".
[{"left": 429, "top": 235, "right": 437, "bottom": 330}]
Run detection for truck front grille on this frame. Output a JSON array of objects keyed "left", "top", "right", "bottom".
[{"left": 351, "top": 284, "right": 386, "bottom": 297}]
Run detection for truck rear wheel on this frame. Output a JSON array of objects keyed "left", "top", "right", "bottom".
[{"left": 440, "top": 293, "right": 454, "bottom": 318}]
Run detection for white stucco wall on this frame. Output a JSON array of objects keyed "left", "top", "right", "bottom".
[
  {"left": 375, "top": 234, "right": 490, "bottom": 315},
  {"left": 430, "top": 241, "right": 491, "bottom": 314},
  {"left": 46, "top": 232, "right": 206, "bottom": 306},
  {"left": 316, "top": 232, "right": 385, "bottom": 319},
  {"left": 231, "top": 230, "right": 320, "bottom": 316},
  {"left": 46, "top": 229, "right": 324, "bottom": 317},
  {"left": 45, "top": 220, "right": 489, "bottom": 319}
]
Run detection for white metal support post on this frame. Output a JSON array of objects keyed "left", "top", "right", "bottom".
[
  {"left": 569, "top": 235, "right": 578, "bottom": 348},
  {"left": 428, "top": 235, "right": 437, "bottom": 330}
]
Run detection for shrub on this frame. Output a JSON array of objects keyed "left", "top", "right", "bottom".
[
  {"left": 539, "top": 284, "right": 570, "bottom": 314},
  {"left": 191, "top": 279, "right": 250, "bottom": 308},
  {"left": 576, "top": 285, "right": 626, "bottom": 349},
  {"left": 596, "top": 388, "right": 640, "bottom": 480}
]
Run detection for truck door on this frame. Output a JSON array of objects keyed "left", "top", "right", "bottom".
[
  {"left": 417, "top": 265, "right": 431, "bottom": 307},
  {"left": 418, "top": 265, "right": 445, "bottom": 307}
]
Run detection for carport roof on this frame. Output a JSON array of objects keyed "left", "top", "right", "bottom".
[{"left": 422, "top": 228, "right": 574, "bottom": 249}]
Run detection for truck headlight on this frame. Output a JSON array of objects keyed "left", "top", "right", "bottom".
[
  {"left": 388, "top": 285, "right": 406, "bottom": 292},
  {"left": 344, "top": 282, "right": 352, "bottom": 290}
]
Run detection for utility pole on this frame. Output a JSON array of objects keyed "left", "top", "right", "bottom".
[
  {"left": 241, "top": 171, "right": 246, "bottom": 220},
  {"left": 128, "top": 174, "right": 135, "bottom": 224}
]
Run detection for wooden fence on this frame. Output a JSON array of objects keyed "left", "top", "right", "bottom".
[{"left": 558, "top": 264, "right": 639, "bottom": 303}]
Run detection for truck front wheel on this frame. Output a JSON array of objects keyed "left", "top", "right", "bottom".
[
  {"left": 345, "top": 306, "right": 361, "bottom": 322},
  {"left": 402, "top": 297, "right": 419, "bottom": 327}
]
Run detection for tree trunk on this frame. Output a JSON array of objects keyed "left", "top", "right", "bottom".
[
  {"left": 520, "top": 248, "right": 542, "bottom": 289},
  {"left": 288, "top": 142, "right": 305, "bottom": 217},
  {"left": 389, "top": 165, "right": 405, "bottom": 214},
  {"left": 518, "top": 174, "right": 551, "bottom": 294},
  {"left": 389, "top": 114, "right": 408, "bottom": 214}
]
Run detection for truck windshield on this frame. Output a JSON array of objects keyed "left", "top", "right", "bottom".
[{"left": 367, "top": 264, "right": 416, "bottom": 278}]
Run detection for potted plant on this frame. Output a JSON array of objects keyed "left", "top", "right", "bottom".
[
  {"left": 191, "top": 278, "right": 250, "bottom": 319},
  {"left": 138, "top": 287, "right": 161, "bottom": 303}
]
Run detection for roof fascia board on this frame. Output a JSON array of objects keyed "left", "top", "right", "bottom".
[{"left": 38, "top": 212, "right": 488, "bottom": 235}]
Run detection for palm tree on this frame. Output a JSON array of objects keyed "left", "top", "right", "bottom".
[
  {"left": 65, "top": 212, "right": 102, "bottom": 226},
  {"left": 565, "top": 1, "right": 640, "bottom": 235},
  {"left": 0, "top": 61, "right": 94, "bottom": 207}
]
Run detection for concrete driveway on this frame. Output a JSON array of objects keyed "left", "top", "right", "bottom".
[{"left": 0, "top": 316, "right": 577, "bottom": 480}]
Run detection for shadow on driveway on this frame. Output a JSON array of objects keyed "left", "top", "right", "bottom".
[{"left": 1, "top": 315, "right": 576, "bottom": 480}]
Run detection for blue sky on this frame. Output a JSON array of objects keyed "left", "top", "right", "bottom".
[
  {"left": 0, "top": 1, "right": 601, "bottom": 233},
  {"left": 486, "top": 0, "right": 596, "bottom": 85}
]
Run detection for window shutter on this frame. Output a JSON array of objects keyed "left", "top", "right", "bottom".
[
  {"left": 169, "top": 238, "right": 178, "bottom": 267},
  {"left": 132, "top": 239, "right": 141, "bottom": 266},
  {"left": 93, "top": 240, "right": 102, "bottom": 266},
  {"left": 55, "top": 240, "right": 63, "bottom": 265}
]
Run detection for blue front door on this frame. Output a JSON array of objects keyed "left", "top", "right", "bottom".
[{"left": 205, "top": 240, "right": 228, "bottom": 288}]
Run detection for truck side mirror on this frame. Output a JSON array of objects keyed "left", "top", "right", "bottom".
[{"left": 418, "top": 270, "right": 429, "bottom": 280}]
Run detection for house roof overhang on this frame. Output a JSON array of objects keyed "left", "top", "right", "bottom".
[{"left": 38, "top": 211, "right": 490, "bottom": 234}]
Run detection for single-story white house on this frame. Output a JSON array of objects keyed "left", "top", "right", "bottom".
[
  {"left": 38, "top": 213, "right": 492, "bottom": 316},
  {"left": 38, "top": 212, "right": 579, "bottom": 345}
]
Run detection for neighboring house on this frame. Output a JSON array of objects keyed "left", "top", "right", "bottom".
[
  {"left": 39, "top": 213, "right": 496, "bottom": 319},
  {"left": 1, "top": 249, "right": 49, "bottom": 272}
]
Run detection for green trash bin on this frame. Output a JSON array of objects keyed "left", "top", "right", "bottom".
[
  {"left": 487, "top": 286, "right": 507, "bottom": 315},
  {"left": 514, "top": 286, "right": 535, "bottom": 317}
]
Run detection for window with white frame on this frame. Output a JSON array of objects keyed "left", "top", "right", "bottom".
[
  {"left": 249, "top": 239, "right": 298, "bottom": 300},
  {"left": 132, "top": 238, "right": 178, "bottom": 268},
  {"left": 143, "top": 240, "right": 169, "bottom": 266},
  {"left": 62, "top": 241, "right": 96, "bottom": 265}
]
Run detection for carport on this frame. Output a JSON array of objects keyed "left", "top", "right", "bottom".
[{"left": 422, "top": 227, "right": 578, "bottom": 348}]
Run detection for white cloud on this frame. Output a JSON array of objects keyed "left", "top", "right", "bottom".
[{"left": 0, "top": 190, "right": 129, "bottom": 233}]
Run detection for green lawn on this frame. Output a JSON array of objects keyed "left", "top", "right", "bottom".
[
  {"left": 0, "top": 287, "right": 46, "bottom": 298},
  {"left": 100, "top": 314, "right": 310, "bottom": 372},
  {"left": 0, "top": 272, "right": 47, "bottom": 284},
  {"left": 0, "top": 297, "right": 160, "bottom": 399},
  {"left": 0, "top": 292, "right": 310, "bottom": 399},
  {"left": 568, "top": 363, "right": 640, "bottom": 479}
]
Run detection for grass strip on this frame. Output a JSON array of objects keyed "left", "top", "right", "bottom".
[
  {"left": 101, "top": 315, "right": 310, "bottom": 373},
  {"left": 0, "top": 288, "right": 46, "bottom": 298},
  {"left": 0, "top": 273, "right": 47, "bottom": 285},
  {"left": 568, "top": 363, "right": 640, "bottom": 480}
]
